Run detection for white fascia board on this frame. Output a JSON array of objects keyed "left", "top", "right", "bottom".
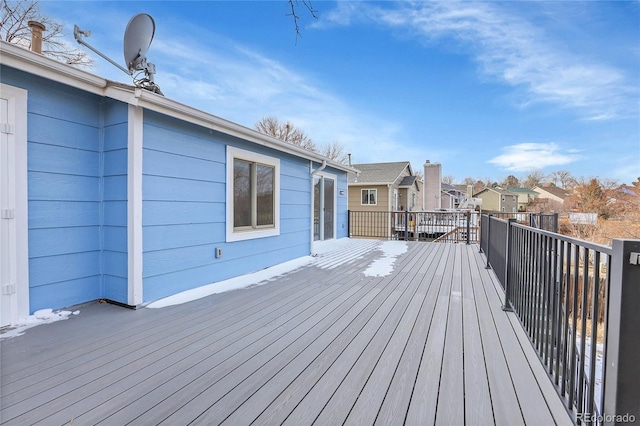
[
  {"left": 348, "top": 182, "right": 392, "bottom": 186},
  {"left": 0, "top": 41, "right": 107, "bottom": 93}
]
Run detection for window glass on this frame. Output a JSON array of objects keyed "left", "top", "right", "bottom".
[
  {"left": 256, "top": 164, "right": 274, "bottom": 226},
  {"left": 234, "top": 159, "right": 251, "bottom": 228},
  {"left": 362, "top": 189, "right": 377, "bottom": 205}
]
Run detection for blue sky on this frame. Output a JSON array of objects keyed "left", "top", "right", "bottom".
[{"left": 44, "top": 1, "right": 639, "bottom": 185}]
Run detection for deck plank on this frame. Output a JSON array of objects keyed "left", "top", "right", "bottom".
[
  {"left": 3, "top": 277, "right": 335, "bottom": 423},
  {"left": 467, "top": 245, "right": 525, "bottom": 425},
  {"left": 436, "top": 244, "right": 465, "bottom": 425},
  {"left": 211, "top": 244, "right": 430, "bottom": 425},
  {"left": 461, "top": 245, "right": 495, "bottom": 425},
  {"left": 404, "top": 243, "right": 453, "bottom": 425},
  {"left": 0, "top": 241, "right": 570, "bottom": 426},
  {"left": 371, "top": 245, "right": 446, "bottom": 425}
]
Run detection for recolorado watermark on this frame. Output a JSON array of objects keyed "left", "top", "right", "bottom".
[{"left": 577, "top": 413, "right": 636, "bottom": 423}]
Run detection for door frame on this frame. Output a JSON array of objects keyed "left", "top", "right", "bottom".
[
  {"left": 311, "top": 171, "right": 337, "bottom": 243},
  {"left": 1, "top": 83, "right": 29, "bottom": 326}
]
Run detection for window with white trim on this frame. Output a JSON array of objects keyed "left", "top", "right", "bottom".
[
  {"left": 226, "top": 147, "right": 280, "bottom": 242},
  {"left": 361, "top": 189, "right": 377, "bottom": 205}
]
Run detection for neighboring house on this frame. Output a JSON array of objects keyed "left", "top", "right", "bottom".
[
  {"left": 506, "top": 187, "right": 540, "bottom": 211},
  {"left": 532, "top": 183, "right": 570, "bottom": 211},
  {"left": 0, "top": 41, "right": 356, "bottom": 326},
  {"left": 473, "top": 187, "right": 519, "bottom": 213},
  {"left": 348, "top": 161, "right": 421, "bottom": 212},
  {"left": 441, "top": 184, "right": 467, "bottom": 209}
]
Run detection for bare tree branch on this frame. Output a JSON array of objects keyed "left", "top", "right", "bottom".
[
  {"left": 286, "top": 0, "right": 318, "bottom": 40},
  {"left": 1, "top": 0, "right": 94, "bottom": 67},
  {"left": 255, "top": 116, "right": 317, "bottom": 151},
  {"left": 319, "top": 141, "right": 349, "bottom": 164}
]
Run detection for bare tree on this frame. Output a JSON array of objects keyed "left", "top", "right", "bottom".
[
  {"left": 319, "top": 141, "right": 349, "bottom": 164},
  {"left": 501, "top": 174, "right": 520, "bottom": 188},
  {"left": 442, "top": 175, "right": 455, "bottom": 185},
  {"left": 255, "top": 116, "right": 316, "bottom": 151},
  {"left": 1, "top": 0, "right": 94, "bottom": 67},
  {"left": 522, "top": 170, "right": 546, "bottom": 189},
  {"left": 462, "top": 177, "right": 475, "bottom": 186},
  {"left": 548, "top": 170, "right": 576, "bottom": 189},
  {"left": 569, "top": 177, "right": 618, "bottom": 218}
]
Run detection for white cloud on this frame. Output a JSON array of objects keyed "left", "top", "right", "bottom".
[
  {"left": 488, "top": 142, "right": 581, "bottom": 172},
  {"left": 319, "top": 1, "right": 637, "bottom": 121}
]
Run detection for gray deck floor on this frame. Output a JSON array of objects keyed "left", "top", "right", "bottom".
[{"left": 0, "top": 241, "right": 572, "bottom": 425}]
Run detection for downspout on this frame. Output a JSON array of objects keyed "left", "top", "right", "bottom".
[{"left": 311, "top": 160, "right": 327, "bottom": 176}]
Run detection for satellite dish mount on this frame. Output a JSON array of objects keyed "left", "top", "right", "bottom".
[{"left": 74, "top": 13, "right": 163, "bottom": 95}]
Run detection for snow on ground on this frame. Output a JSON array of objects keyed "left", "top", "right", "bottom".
[
  {"left": 0, "top": 309, "right": 80, "bottom": 340},
  {"left": 146, "top": 255, "right": 314, "bottom": 309},
  {"left": 148, "top": 238, "right": 387, "bottom": 309},
  {"left": 577, "top": 336, "right": 605, "bottom": 410},
  {"left": 363, "top": 241, "right": 408, "bottom": 277},
  {"left": 1, "top": 238, "right": 406, "bottom": 336}
]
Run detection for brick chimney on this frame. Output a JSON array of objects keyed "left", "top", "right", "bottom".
[
  {"left": 28, "top": 21, "right": 46, "bottom": 54},
  {"left": 423, "top": 160, "right": 442, "bottom": 210}
]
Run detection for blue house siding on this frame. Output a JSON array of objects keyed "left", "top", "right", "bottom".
[
  {"left": 102, "top": 100, "right": 129, "bottom": 303},
  {"left": 19, "top": 74, "right": 104, "bottom": 312},
  {"left": 140, "top": 111, "right": 313, "bottom": 302},
  {"left": 141, "top": 112, "right": 227, "bottom": 302},
  {"left": 335, "top": 170, "right": 349, "bottom": 238},
  {"left": 1, "top": 65, "right": 132, "bottom": 311}
]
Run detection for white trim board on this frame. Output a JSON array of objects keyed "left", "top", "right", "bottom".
[{"left": 0, "top": 83, "right": 29, "bottom": 325}]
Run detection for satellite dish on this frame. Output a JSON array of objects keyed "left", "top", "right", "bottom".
[
  {"left": 74, "top": 13, "right": 163, "bottom": 95},
  {"left": 124, "top": 14, "right": 155, "bottom": 73}
]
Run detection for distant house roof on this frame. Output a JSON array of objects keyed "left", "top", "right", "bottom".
[
  {"left": 507, "top": 187, "right": 539, "bottom": 195},
  {"left": 399, "top": 175, "right": 417, "bottom": 187},
  {"left": 474, "top": 187, "right": 518, "bottom": 197},
  {"left": 349, "top": 161, "right": 412, "bottom": 185},
  {"left": 533, "top": 184, "right": 570, "bottom": 200},
  {"left": 442, "top": 183, "right": 465, "bottom": 194}
]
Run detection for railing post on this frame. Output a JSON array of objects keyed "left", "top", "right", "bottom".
[
  {"left": 603, "top": 239, "right": 640, "bottom": 425},
  {"left": 502, "top": 218, "right": 515, "bottom": 312},
  {"left": 347, "top": 209, "right": 351, "bottom": 238},
  {"left": 403, "top": 209, "right": 409, "bottom": 241},
  {"left": 485, "top": 214, "right": 492, "bottom": 269},
  {"left": 465, "top": 211, "right": 471, "bottom": 245}
]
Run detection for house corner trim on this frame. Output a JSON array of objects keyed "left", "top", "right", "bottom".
[{"left": 127, "top": 105, "right": 143, "bottom": 305}]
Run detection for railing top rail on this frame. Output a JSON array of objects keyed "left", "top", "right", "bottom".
[
  {"left": 510, "top": 221, "right": 613, "bottom": 255},
  {"left": 482, "top": 214, "right": 510, "bottom": 224}
]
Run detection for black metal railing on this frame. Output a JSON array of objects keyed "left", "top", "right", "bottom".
[
  {"left": 488, "top": 211, "right": 559, "bottom": 233},
  {"left": 481, "top": 214, "right": 640, "bottom": 425},
  {"left": 348, "top": 210, "right": 480, "bottom": 243}
]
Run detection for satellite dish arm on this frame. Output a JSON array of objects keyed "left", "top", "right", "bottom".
[{"left": 74, "top": 25, "right": 132, "bottom": 76}]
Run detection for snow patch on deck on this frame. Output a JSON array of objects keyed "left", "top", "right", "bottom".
[{"left": 148, "top": 238, "right": 385, "bottom": 309}]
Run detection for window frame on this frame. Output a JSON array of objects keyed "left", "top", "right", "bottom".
[
  {"left": 361, "top": 188, "right": 378, "bottom": 205},
  {"left": 226, "top": 146, "right": 280, "bottom": 242}
]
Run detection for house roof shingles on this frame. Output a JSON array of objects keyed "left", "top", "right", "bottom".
[
  {"left": 348, "top": 162, "right": 411, "bottom": 184},
  {"left": 534, "top": 184, "right": 570, "bottom": 200}
]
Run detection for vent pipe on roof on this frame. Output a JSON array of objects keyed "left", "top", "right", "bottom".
[{"left": 28, "top": 21, "right": 46, "bottom": 54}]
